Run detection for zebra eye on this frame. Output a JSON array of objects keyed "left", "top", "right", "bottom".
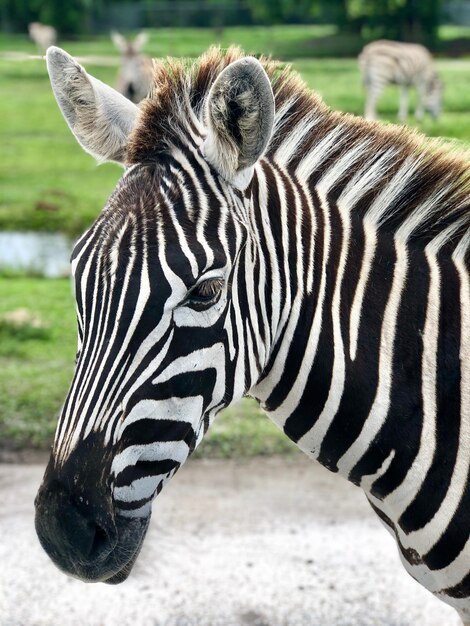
[{"left": 185, "top": 277, "right": 224, "bottom": 310}]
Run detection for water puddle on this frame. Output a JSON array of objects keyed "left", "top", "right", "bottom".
[{"left": 0, "top": 231, "right": 73, "bottom": 278}]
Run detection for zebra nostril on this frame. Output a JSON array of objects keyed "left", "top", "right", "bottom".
[
  {"left": 61, "top": 506, "right": 118, "bottom": 563},
  {"left": 88, "top": 521, "right": 115, "bottom": 560},
  {"left": 126, "top": 83, "right": 136, "bottom": 101}
]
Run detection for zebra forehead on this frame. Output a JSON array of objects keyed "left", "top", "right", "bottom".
[
  {"left": 71, "top": 170, "right": 160, "bottom": 270},
  {"left": 74, "top": 162, "right": 227, "bottom": 281},
  {"left": 97, "top": 167, "right": 163, "bottom": 228}
]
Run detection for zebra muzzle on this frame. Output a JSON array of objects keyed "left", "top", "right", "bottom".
[{"left": 34, "top": 465, "right": 150, "bottom": 583}]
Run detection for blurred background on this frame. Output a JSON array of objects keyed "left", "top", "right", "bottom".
[{"left": 1, "top": 0, "right": 470, "bottom": 459}]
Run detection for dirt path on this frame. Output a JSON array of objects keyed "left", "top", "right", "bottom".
[{"left": 0, "top": 456, "right": 459, "bottom": 626}]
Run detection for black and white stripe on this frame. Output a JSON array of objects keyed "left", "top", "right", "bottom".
[
  {"left": 359, "top": 40, "right": 443, "bottom": 121},
  {"left": 37, "top": 46, "right": 470, "bottom": 621}
]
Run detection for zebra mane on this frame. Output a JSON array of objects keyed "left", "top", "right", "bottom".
[
  {"left": 126, "top": 45, "right": 282, "bottom": 161},
  {"left": 127, "top": 46, "right": 470, "bottom": 247}
]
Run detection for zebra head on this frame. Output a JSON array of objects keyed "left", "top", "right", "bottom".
[
  {"left": 111, "top": 31, "right": 152, "bottom": 103},
  {"left": 35, "top": 47, "right": 275, "bottom": 583}
]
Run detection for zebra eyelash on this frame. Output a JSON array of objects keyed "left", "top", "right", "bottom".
[
  {"left": 194, "top": 277, "right": 224, "bottom": 298},
  {"left": 180, "top": 276, "right": 225, "bottom": 311}
]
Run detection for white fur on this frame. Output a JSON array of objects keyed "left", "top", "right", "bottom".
[
  {"left": 202, "top": 57, "right": 274, "bottom": 189},
  {"left": 46, "top": 46, "right": 139, "bottom": 164}
]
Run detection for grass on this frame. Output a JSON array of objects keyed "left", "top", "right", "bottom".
[
  {"left": 2, "top": 30, "right": 470, "bottom": 235},
  {"left": 0, "top": 24, "right": 341, "bottom": 59},
  {"left": 1, "top": 25, "right": 470, "bottom": 453},
  {"left": 0, "top": 277, "right": 76, "bottom": 448},
  {"left": 0, "top": 54, "right": 121, "bottom": 236},
  {"left": 196, "top": 399, "right": 297, "bottom": 459},
  {"left": 296, "top": 57, "right": 470, "bottom": 145},
  {"left": 0, "top": 25, "right": 349, "bottom": 237}
]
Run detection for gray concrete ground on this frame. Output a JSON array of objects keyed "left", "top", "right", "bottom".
[{"left": 0, "top": 455, "right": 460, "bottom": 626}]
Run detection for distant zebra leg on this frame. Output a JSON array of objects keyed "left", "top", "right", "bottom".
[
  {"left": 364, "top": 86, "right": 381, "bottom": 120},
  {"left": 398, "top": 86, "right": 409, "bottom": 123},
  {"left": 415, "top": 83, "right": 425, "bottom": 120}
]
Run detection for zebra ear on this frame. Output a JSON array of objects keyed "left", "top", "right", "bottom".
[
  {"left": 133, "top": 31, "right": 148, "bottom": 52},
  {"left": 111, "top": 31, "right": 128, "bottom": 54},
  {"left": 202, "top": 57, "right": 275, "bottom": 190},
  {"left": 46, "top": 46, "right": 139, "bottom": 164}
]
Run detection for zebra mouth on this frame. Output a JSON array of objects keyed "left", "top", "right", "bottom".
[{"left": 99, "top": 514, "right": 151, "bottom": 584}]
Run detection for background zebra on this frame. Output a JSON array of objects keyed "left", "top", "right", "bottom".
[
  {"left": 359, "top": 39, "right": 443, "bottom": 121},
  {"left": 28, "top": 22, "right": 57, "bottom": 54},
  {"left": 35, "top": 45, "right": 470, "bottom": 624},
  {"left": 111, "top": 31, "right": 153, "bottom": 103}
]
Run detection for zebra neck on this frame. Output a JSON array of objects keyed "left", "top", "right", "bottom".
[{"left": 249, "top": 139, "right": 467, "bottom": 505}]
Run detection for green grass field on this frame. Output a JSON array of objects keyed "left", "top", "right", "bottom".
[
  {"left": 2, "top": 29, "right": 470, "bottom": 236},
  {"left": 1, "top": 26, "right": 470, "bottom": 453},
  {"left": 3, "top": 26, "right": 470, "bottom": 234}
]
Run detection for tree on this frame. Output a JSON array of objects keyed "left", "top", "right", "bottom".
[
  {"left": 346, "top": 0, "right": 442, "bottom": 44},
  {"left": 0, "top": 0, "right": 98, "bottom": 35},
  {"left": 244, "top": 0, "right": 319, "bottom": 24}
]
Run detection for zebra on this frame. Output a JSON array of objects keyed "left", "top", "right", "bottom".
[
  {"left": 28, "top": 22, "right": 57, "bottom": 54},
  {"left": 111, "top": 31, "right": 153, "bottom": 103},
  {"left": 359, "top": 40, "right": 443, "bottom": 122},
  {"left": 34, "top": 45, "right": 470, "bottom": 624}
]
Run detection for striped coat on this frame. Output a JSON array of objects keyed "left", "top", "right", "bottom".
[
  {"left": 359, "top": 40, "right": 443, "bottom": 121},
  {"left": 35, "top": 46, "right": 470, "bottom": 624}
]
